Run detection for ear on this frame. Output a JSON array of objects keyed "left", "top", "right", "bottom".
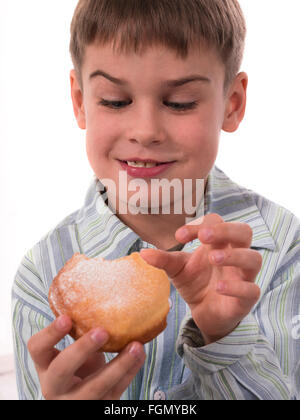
[
  {"left": 70, "top": 69, "right": 86, "bottom": 130},
  {"left": 222, "top": 72, "right": 248, "bottom": 133}
]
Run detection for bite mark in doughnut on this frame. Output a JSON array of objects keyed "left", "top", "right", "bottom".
[{"left": 48, "top": 252, "right": 170, "bottom": 352}]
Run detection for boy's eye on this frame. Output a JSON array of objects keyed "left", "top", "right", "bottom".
[
  {"left": 98, "top": 99, "right": 132, "bottom": 109},
  {"left": 163, "top": 101, "right": 198, "bottom": 112},
  {"left": 98, "top": 99, "right": 198, "bottom": 112}
]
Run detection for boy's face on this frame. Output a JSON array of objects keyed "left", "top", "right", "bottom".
[{"left": 71, "top": 43, "right": 246, "bottom": 214}]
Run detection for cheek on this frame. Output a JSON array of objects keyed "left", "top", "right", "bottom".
[
  {"left": 179, "top": 114, "right": 220, "bottom": 159},
  {"left": 85, "top": 121, "right": 113, "bottom": 177},
  {"left": 85, "top": 109, "right": 115, "bottom": 158}
]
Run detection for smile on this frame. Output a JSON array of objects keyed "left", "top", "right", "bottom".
[
  {"left": 118, "top": 160, "right": 176, "bottom": 178},
  {"left": 126, "top": 161, "right": 161, "bottom": 168}
]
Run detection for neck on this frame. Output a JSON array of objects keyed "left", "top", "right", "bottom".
[
  {"left": 102, "top": 179, "right": 207, "bottom": 250},
  {"left": 117, "top": 211, "right": 192, "bottom": 250},
  {"left": 111, "top": 178, "right": 207, "bottom": 250}
]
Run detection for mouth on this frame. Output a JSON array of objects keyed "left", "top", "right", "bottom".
[
  {"left": 118, "top": 159, "right": 176, "bottom": 168},
  {"left": 117, "top": 159, "right": 176, "bottom": 178}
]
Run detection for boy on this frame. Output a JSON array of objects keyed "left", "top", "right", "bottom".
[{"left": 12, "top": 0, "right": 300, "bottom": 400}]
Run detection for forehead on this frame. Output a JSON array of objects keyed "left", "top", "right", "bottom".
[{"left": 81, "top": 42, "right": 225, "bottom": 87}]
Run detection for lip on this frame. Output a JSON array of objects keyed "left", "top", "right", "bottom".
[
  {"left": 120, "top": 157, "right": 172, "bottom": 164},
  {"left": 118, "top": 160, "right": 176, "bottom": 178}
]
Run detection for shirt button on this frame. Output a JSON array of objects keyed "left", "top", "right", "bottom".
[{"left": 154, "top": 390, "right": 166, "bottom": 400}]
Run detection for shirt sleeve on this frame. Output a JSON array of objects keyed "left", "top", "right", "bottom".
[
  {"left": 11, "top": 249, "right": 56, "bottom": 400},
  {"left": 169, "top": 259, "right": 300, "bottom": 400}
]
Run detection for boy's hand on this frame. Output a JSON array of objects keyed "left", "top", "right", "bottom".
[
  {"left": 140, "top": 214, "right": 262, "bottom": 345},
  {"left": 27, "top": 315, "right": 145, "bottom": 400}
]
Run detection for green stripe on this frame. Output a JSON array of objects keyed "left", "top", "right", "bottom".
[
  {"left": 75, "top": 224, "right": 83, "bottom": 253},
  {"left": 15, "top": 279, "right": 45, "bottom": 304},
  {"left": 218, "top": 371, "right": 237, "bottom": 400},
  {"left": 288, "top": 237, "right": 300, "bottom": 252},
  {"left": 144, "top": 339, "right": 157, "bottom": 400},
  {"left": 56, "top": 230, "right": 66, "bottom": 264},
  {"left": 278, "top": 266, "right": 293, "bottom": 374},
  {"left": 168, "top": 291, "right": 179, "bottom": 389},
  {"left": 247, "top": 353, "right": 290, "bottom": 399},
  {"left": 13, "top": 302, "right": 36, "bottom": 399},
  {"left": 142, "top": 345, "right": 150, "bottom": 399},
  {"left": 271, "top": 208, "right": 283, "bottom": 239}
]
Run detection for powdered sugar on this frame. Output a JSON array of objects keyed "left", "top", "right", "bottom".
[{"left": 57, "top": 256, "right": 153, "bottom": 311}]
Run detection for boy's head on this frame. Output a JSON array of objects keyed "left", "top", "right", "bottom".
[
  {"left": 70, "top": 0, "right": 246, "bottom": 93},
  {"left": 69, "top": 0, "right": 248, "bottom": 222}
]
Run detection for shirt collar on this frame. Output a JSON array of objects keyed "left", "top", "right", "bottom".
[{"left": 76, "top": 165, "right": 276, "bottom": 258}]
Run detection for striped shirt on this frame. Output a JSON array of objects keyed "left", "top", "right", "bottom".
[{"left": 11, "top": 165, "right": 300, "bottom": 400}]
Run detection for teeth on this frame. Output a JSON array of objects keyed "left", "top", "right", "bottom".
[{"left": 127, "top": 161, "right": 159, "bottom": 168}]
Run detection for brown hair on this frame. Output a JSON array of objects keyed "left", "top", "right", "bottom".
[{"left": 70, "top": 0, "right": 246, "bottom": 90}]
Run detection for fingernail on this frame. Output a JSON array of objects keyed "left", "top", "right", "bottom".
[
  {"left": 186, "top": 216, "right": 204, "bottom": 226},
  {"left": 140, "top": 249, "right": 148, "bottom": 255},
  {"left": 129, "top": 343, "right": 144, "bottom": 361},
  {"left": 57, "top": 315, "right": 70, "bottom": 331},
  {"left": 140, "top": 249, "right": 151, "bottom": 261},
  {"left": 212, "top": 250, "right": 225, "bottom": 264},
  {"left": 178, "top": 227, "right": 189, "bottom": 240},
  {"left": 90, "top": 328, "right": 108, "bottom": 345},
  {"left": 217, "top": 281, "right": 226, "bottom": 293},
  {"left": 202, "top": 228, "right": 214, "bottom": 242}
]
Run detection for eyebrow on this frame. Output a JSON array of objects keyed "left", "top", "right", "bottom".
[{"left": 89, "top": 69, "right": 211, "bottom": 87}]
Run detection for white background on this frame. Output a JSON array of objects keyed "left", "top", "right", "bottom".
[{"left": 1, "top": 0, "right": 300, "bottom": 357}]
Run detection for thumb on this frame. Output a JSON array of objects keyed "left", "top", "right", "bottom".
[{"left": 139, "top": 249, "right": 189, "bottom": 279}]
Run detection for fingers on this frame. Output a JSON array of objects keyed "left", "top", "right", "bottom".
[
  {"left": 176, "top": 213, "right": 253, "bottom": 249},
  {"left": 46, "top": 327, "right": 109, "bottom": 395},
  {"left": 75, "top": 352, "right": 106, "bottom": 379},
  {"left": 217, "top": 277, "right": 261, "bottom": 304},
  {"left": 176, "top": 213, "right": 224, "bottom": 243},
  {"left": 27, "top": 315, "right": 73, "bottom": 371},
  {"left": 103, "top": 343, "right": 146, "bottom": 400},
  {"left": 140, "top": 248, "right": 189, "bottom": 279},
  {"left": 72, "top": 342, "right": 146, "bottom": 400},
  {"left": 209, "top": 248, "right": 262, "bottom": 304},
  {"left": 209, "top": 248, "right": 263, "bottom": 281},
  {"left": 28, "top": 315, "right": 145, "bottom": 400},
  {"left": 199, "top": 222, "right": 253, "bottom": 249}
]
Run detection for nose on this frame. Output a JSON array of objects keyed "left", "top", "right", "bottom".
[{"left": 127, "top": 103, "right": 165, "bottom": 146}]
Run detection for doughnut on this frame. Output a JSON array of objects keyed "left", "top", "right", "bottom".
[{"left": 48, "top": 252, "right": 170, "bottom": 352}]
